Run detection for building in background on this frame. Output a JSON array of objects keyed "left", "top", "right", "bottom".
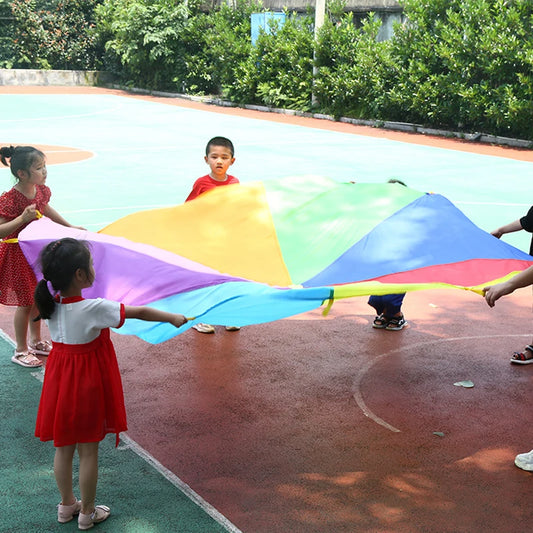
[{"left": 215, "top": 0, "right": 403, "bottom": 41}]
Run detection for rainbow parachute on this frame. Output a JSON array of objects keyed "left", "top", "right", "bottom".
[{"left": 19, "top": 176, "right": 532, "bottom": 343}]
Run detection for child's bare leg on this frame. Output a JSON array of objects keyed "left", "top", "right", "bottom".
[
  {"left": 78, "top": 442, "right": 100, "bottom": 514},
  {"left": 28, "top": 303, "right": 43, "bottom": 345},
  {"left": 14, "top": 305, "right": 31, "bottom": 352},
  {"left": 54, "top": 444, "right": 77, "bottom": 505}
]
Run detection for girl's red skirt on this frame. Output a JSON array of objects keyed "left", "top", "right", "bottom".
[{"left": 35, "top": 329, "right": 127, "bottom": 447}]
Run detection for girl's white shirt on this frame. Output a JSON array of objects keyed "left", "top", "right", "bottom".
[{"left": 46, "top": 298, "right": 125, "bottom": 345}]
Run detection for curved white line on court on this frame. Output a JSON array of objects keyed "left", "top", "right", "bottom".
[
  {"left": 353, "top": 334, "right": 533, "bottom": 433},
  {"left": 43, "top": 149, "right": 91, "bottom": 154}
]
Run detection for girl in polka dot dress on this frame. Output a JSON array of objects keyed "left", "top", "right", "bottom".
[{"left": 0, "top": 145, "right": 83, "bottom": 368}]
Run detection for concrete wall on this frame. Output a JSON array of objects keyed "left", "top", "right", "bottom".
[
  {"left": 229, "top": 0, "right": 404, "bottom": 41},
  {"left": 374, "top": 10, "right": 403, "bottom": 41},
  {"left": 258, "top": 0, "right": 401, "bottom": 12},
  {"left": 0, "top": 69, "right": 113, "bottom": 86},
  {"left": 251, "top": 0, "right": 403, "bottom": 41}
]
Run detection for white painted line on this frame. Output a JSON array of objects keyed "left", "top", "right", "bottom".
[
  {"left": 352, "top": 348, "right": 402, "bottom": 433},
  {"left": 353, "top": 334, "right": 533, "bottom": 433},
  {"left": 119, "top": 433, "right": 243, "bottom": 533},
  {"left": 0, "top": 105, "right": 125, "bottom": 123},
  {"left": 1, "top": 330, "right": 46, "bottom": 381},
  {"left": 44, "top": 149, "right": 92, "bottom": 154},
  {"left": 31, "top": 368, "right": 45, "bottom": 382},
  {"left": 0, "top": 328, "right": 241, "bottom": 533},
  {"left": 0, "top": 329, "right": 15, "bottom": 347}
]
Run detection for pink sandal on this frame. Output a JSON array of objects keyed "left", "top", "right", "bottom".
[
  {"left": 78, "top": 505, "right": 111, "bottom": 530},
  {"left": 28, "top": 340, "right": 52, "bottom": 355},
  {"left": 11, "top": 350, "right": 43, "bottom": 368},
  {"left": 57, "top": 499, "right": 82, "bottom": 523}
]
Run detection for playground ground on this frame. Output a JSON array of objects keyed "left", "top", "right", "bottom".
[{"left": 0, "top": 85, "right": 532, "bottom": 532}]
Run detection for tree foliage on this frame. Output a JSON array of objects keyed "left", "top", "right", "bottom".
[
  {"left": 228, "top": 11, "right": 315, "bottom": 109},
  {"left": 0, "top": 0, "right": 531, "bottom": 139},
  {"left": 172, "top": 0, "right": 258, "bottom": 95},
  {"left": 8, "top": 0, "right": 102, "bottom": 69},
  {"left": 314, "top": 12, "right": 396, "bottom": 119},
  {"left": 384, "top": 0, "right": 533, "bottom": 137},
  {"left": 94, "top": 0, "right": 189, "bottom": 89}
]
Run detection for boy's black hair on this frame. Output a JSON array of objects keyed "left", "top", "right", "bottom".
[
  {"left": 0, "top": 145, "right": 45, "bottom": 180},
  {"left": 205, "top": 136, "right": 234, "bottom": 157},
  {"left": 34, "top": 238, "right": 93, "bottom": 320}
]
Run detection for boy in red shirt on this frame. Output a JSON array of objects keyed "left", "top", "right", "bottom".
[
  {"left": 186, "top": 136, "right": 240, "bottom": 334},
  {"left": 185, "top": 136, "right": 239, "bottom": 202}
]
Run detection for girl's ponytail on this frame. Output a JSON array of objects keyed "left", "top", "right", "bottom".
[
  {"left": 0, "top": 145, "right": 45, "bottom": 178},
  {"left": 34, "top": 238, "right": 92, "bottom": 322},
  {"left": 34, "top": 279, "right": 55, "bottom": 320},
  {"left": 0, "top": 145, "right": 15, "bottom": 167}
]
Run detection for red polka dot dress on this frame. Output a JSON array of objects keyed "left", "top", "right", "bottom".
[{"left": 0, "top": 184, "right": 51, "bottom": 306}]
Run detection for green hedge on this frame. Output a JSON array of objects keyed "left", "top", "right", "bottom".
[
  {"left": 314, "top": 12, "right": 396, "bottom": 119},
  {"left": 227, "top": 11, "right": 314, "bottom": 109},
  {"left": 382, "top": 0, "right": 533, "bottom": 138},
  {"left": 5, "top": 0, "right": 103, "bottom": 70},
  {"left": 1, "top": 0, "right": 532, "bottom": 140}
]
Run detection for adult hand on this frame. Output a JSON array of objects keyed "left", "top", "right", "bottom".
[{"left": 483, "top": 282, "right": 513, "bottom": 307}]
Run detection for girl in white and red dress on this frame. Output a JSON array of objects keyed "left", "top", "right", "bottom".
[
  {"left": 33, "top": 238, "right": 187, "bottom": 529},
  {"left": 0, "top": 145, "right": 83, "bottom": 368}
]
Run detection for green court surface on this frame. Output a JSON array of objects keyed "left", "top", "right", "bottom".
[
  {"left": 0, "top": 334, "right": 238, "bottom": 533},
  {"left": 0, "top": 90, "right": 532, "bottom": 532},
  {"left": 1, "top": 92, "right": 532, "bottom": 252}
]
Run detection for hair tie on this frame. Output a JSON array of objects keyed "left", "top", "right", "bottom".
[{"left": 45, "top": 279, "right": 56, "bottom": 295}]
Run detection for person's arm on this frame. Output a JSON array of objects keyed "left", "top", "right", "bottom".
[
  {"left": 124, "top": 306, "right": 188, "bottom": 328},
  {"left": 483, "top": 265, "right": 533, "bottom": 307},
  {"left": 0, "top": 205, "right": 39, "bottom": 239},
  {"left": 491, "top": 219, "right": 523, "bottom": 239},
  {"left": 42, "top": 205, "right": 85, "bottom": 230}
]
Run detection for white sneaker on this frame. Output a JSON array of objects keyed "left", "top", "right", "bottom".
[
  {"left": 514, "top": 450, "right": 533, "bottom": 471},
  {"left": 192, "top": 323, "right": 215, "bottom": 334}
]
